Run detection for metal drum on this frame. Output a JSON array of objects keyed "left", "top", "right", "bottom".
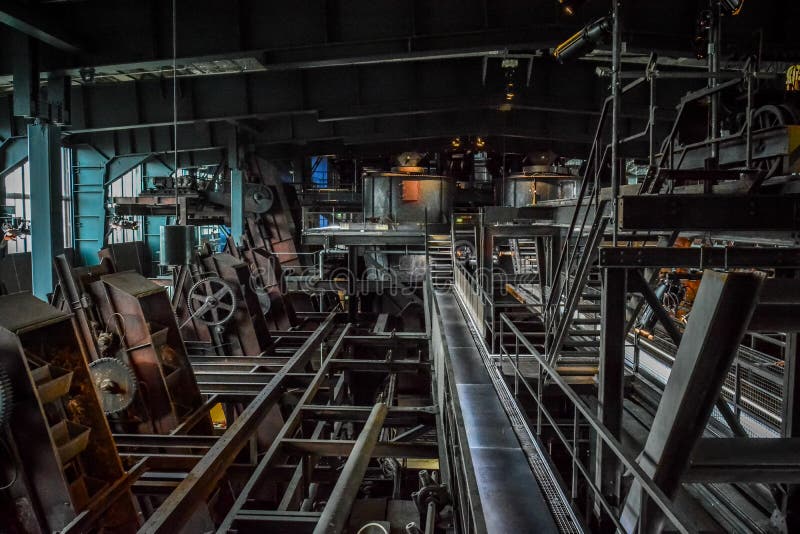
[
  {"left": 362, "top": 173, "right": 453, "bottom": 224},
  {"left": 159, "top": 225, "right": 197, "bottom": 265},
  {"left": 503, "top": 172, "right": 577, "bottom": 207}
]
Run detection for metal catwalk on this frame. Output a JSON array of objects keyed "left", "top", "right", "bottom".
[{"left": 434, "top": 290, "right": 573, "bottom": 533}]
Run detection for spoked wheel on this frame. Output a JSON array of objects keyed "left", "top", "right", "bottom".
[
  {"left": 751, "top": 104, "right": 790, "bottom": 179},
  {"left": 187, "top": 277, "right": 237, "bottom": 325}
]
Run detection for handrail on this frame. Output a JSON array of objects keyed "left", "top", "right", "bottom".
[
  {"left": 639, "top": 66, "right": 754, "bottom": 194},
  {"left": 500, "top": 314, "right": 697, "bottom": 533}
]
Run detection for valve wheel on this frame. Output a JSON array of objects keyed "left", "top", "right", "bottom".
[{"left": 187, "top": 277, "right": 237, "bottom": 325}]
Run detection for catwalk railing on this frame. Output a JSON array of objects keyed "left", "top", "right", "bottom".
[{"left": 498, "top": 313, "right": 696, "bottom": 533}]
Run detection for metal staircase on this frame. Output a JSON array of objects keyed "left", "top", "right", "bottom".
[
  {"left": 427, "top": 234, "right": 454, "bottom": 290},
  {"left": 544, "top": 205, "right": 609, "bottom": 383},
  {"left": 511, "top": 238, "right": 539, "bottom": 275}
]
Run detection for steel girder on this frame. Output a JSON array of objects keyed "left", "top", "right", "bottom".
[{"left": 620, "top": 270, "right": 765, "bottom": 532}]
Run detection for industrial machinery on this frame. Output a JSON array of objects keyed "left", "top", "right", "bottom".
[
  {"left": 173, "top": 249, "right": 273, "bottom": 356},
  {"left": 53, "top": 256, "right": 208, "bottom": 434},
  {"left": 0, "top": 292, "right": 138, "bottom": 532},
  {"left": 503, "top": 152, "right": 578, "bottom": 206},
  {"left": 6, "top": 1, "right": 800, "bottom": 532}
]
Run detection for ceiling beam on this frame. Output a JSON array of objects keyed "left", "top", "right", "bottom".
[{"left": 0, "top": 2, "right": 80, "bottom": 53}]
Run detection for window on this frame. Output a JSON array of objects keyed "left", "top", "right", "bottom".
[
  {"left": 62, "top": 148, "right": 73, "bottom": 248},
  {"left": 2, "top": 149, "right": 74, "bottom": 254},
  {"left": 3, "top": 163, "right": 30, "bottom": 254},
  {"left": 107, "top": 166, "right": 143, "bottom": 244}
]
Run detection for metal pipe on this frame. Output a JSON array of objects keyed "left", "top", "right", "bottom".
[
  {"left": 709, "top": 1, "right": 721, "bottom": 175},
  {"left": 424, "top": 500, "right": 437, "bottom": 534},
  {"left": 314, "top": 402, "right": 389, "bottom": 534},
  {"left": 610, "top": 0, "right": 622, "bottom": 245}
]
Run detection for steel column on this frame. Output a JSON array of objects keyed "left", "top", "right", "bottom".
[
  {"left": 72, "top": 146, "right": 108, "bottom": 265},
  {"left": 28, "top": 122, "right": 63, "bottom": 299},
  {"left": 595, "top": 268, "right": 627, "bottom": 513},
  {"left": 782, "top": 332, "right": 800, "bottom": 529},
  {"left": 610, "top": 0, "right": 622, "bottom": 244},
  {"left": 230, "top": 169, "right": 244, "bottom": 244}
]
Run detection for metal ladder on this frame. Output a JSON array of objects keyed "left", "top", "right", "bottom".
[{"left": 427, "top": 234, "right": 454, "bottom": 290}]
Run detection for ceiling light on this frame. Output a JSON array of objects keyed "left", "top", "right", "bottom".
[
  {"left": 720, "top": 0, "right": 744, "bottom": 15},
  {"left": 558, "top": 0, "right": 588, "bottom": 16},
  {"left": 552, "top": 16, "right": 612, "bottom": 63}
]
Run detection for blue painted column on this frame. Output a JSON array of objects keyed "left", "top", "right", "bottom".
[
  {"left": 228, "top": 127, "right": 244, "bottom": 245},
  {"left": 28, "top": 122, "right": 63, "bottom": 300},
  {"left": 72, "top": 147, "right": 107, "bottom": 266},
  {"left": 230, "top": 169, "right": 244, "bottom": 245}
]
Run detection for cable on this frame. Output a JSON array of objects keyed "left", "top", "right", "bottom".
[
  {"left": 0, "top": 436, "right": 18, "bottom": 491},
  {"left": 107, "top": 312, "right": 127, "bottom": 339}
]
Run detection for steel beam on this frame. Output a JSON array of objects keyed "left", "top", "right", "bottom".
[
  {"left": 282, "top": 438, "right": 438, "bottom": 459},
  {"left": 621, "top": 271, "right": 764, "bottom": 531},
  {"left": 599, "top": 246, "right": 800, "bottom": 269},
  {"left": 618, "top": 194, "right": 800, "bottom": 231},
  {"left": 0, "top": 2, "right": 79, "bottom": 53},
  {"left": 685, "top": 438, "right": 800, "bottom": 483},
  {"left": 217, "top": 323, "right": 354, "bottom": 533},
  {"left": 139, "top": 312, "right": 337, "bottom": 533},
  {"left": 0, "top": 137, "right": 28, "bottom": 178},
  {"left": 313, "top": 402, "right": 388, "bottom": 534}
]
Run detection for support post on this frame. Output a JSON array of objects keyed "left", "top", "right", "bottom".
[
  {"left": 348, "top": 245, "right": 359, "bottom": 321},
  {"left": 782, "top": 332, "right": 800, "bottom": 529},
  {"left": 610, "top": 0, "right": 622, "bottom": 244},
  {"left": 595, "top": 268, "right": 627, "bottom": 518},
  {"left": 28, "top": 122, "right": 63, "bottom": 300},
  {"left": 230, "top": 169, "right": 244, "bottom": 244},
  {"left": 229, "top": 127, "right": 244, "bottom": 245},
  {"left": 73, "top": 147, "right": 107, "bottom": 265},
  {"left": 621, "top": 271, "right": 764, "bottom": 532},
  {"left": 13, "top": 34, "right": 39, "bottom": 118}
]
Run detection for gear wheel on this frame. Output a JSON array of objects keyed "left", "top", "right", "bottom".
[
  {"left": 89, "top": 358, "right": 137, "bottom": 415},
  {"left": 0, "top": 365, "right": 13, "bottom": 427},
  {"left": 187, "top": 277, "right": 237, "bottom": 325},
  {"left": 245, "top": 184, "right": 274, "bottom": 214}
]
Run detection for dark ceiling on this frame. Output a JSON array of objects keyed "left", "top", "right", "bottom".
[{"left": 0, "top": 0, "right": 797, "bottom": 163}]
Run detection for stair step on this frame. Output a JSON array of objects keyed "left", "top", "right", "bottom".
[
  {"left": 559, "top": 350, "right": 599, "bottom": 358},
  {"left": 555, "top": 366, "right": 599, "bottom": 376},
  {"left": 557, "top": 356, "right": 601, "bottom": 365},
  {"left": 564, "top": 339, "right": 600, "bottom": 347},
  {"left": 576, "top": 304, "right": 600, "bottom": 312},
  {"left": 567, "top": 329, "right": 601, "bottom": 336},
  {"left": 572, "top": 318, "right": 601, "bottom": 325},
  {"left": 561, "top": 376, "right": 597, "bottom": 385}
]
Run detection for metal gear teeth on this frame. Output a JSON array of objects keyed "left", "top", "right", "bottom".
[
  {"left": 0, "top": 365, "right": 13, "bottom": 428},
  {"left": 89, "top": 357, "right": 138, "bottom": 415}
]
